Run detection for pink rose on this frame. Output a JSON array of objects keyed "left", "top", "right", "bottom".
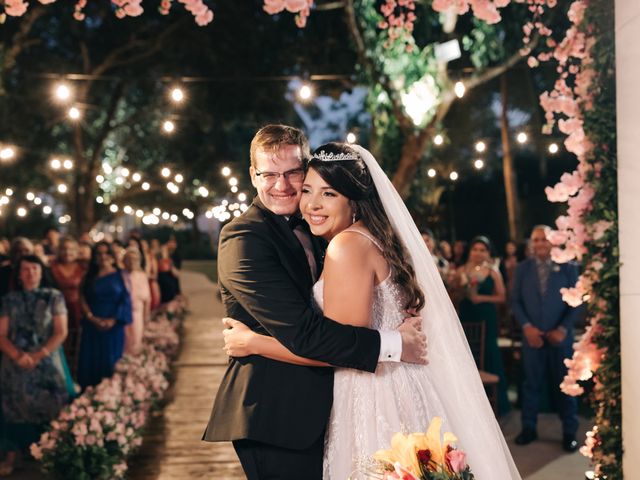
[{"left": 446, "top": 449, "right": 467, "bottom": 473}]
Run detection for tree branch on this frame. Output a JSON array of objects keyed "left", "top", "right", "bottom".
[
  {"left": 2, "top": 5, "right": 45, "bottom": 75},
  {"left": 88, "top": 80, "right": 127, "bottom": 175}
]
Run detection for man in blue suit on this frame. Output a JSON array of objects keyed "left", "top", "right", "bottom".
[{"left": 511, "top": 225, "right": 580, "bottom": 452}]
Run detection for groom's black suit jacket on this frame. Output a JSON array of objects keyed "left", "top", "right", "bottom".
[{"left": 203, "top": 197, "right": 381, "bottom": 450}]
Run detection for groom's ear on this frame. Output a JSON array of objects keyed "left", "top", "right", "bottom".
[{"left": 249, "top": 166, "right": 257, "bottom": 189}]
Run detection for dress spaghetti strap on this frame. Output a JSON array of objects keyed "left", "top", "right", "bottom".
[{"left": 341, "top": 228, "right": 384, "bottom": 252}]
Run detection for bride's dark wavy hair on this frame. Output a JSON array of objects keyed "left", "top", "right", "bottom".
[{"left": 308, "top": 142, "right": 425, "bottom": 311}]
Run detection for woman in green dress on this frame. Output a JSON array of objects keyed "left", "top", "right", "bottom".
[
  {"left": 0, "top": 255, "right": 74, "bottom": 476},
  {"left": 456, "top": 236, "right": 510, "bottom": 415}
]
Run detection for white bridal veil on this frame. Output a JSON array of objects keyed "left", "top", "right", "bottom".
[{"left": 351, "top": 145, "right": 522, "bottom": 480}]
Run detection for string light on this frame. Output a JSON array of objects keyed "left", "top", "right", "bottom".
[
  {"left": 96, "top": 174, "right": 105, "bottom": 183},
  {"left": 153, "top": 207, "right": 161, "bottom": 216},
  {"left": 516, "top": 132, "right": 528, "bottom": 144},
  {"left": 121, "top": 167, "right": 130, "bottom": 177},
  {"left": 124, "top": 205, "right": 133, "bottom": 215},
  {"left": 50, "top": 158, "right": 62, "bottom": 170},
  {"left": 238, "top": 192, "right": 247, "bottom": 202},
  {"left": 132, "top": 172, "right": 142, "bottom": 182},
  {"left": 26, "top": 192, "right": 35, "bottom": 201},
  {"left": 449, "top": 171, "right": 459, "bottom": 181},
  {"left": 434, "top": 134, "right": 444, "bottom": 146},
  {"left": 162, "top": 120, "right": 175, "bottom": 133},
  {"left": 170, "top": 87, "right": 185, "bottom": 103},
  {"left": 96, "top": 196, "right": 104, "bottom": 204},
  {"left": 34, "top": 197, "right": 42, "bottom": 205},
  {"left": 161, "top": 167, "right": 171, "bottom": 178},
  {"left": 198, "top": 186, "right": 209, "bottom": 197},
  {"left": 43, "top": 205, "right": 52, "bottom": 215},
  {"left": 0, "top": 147, "right": 16, "bottom": 161},
  {"left": 229, "top": 177, "right": 238, "bottom": 187},
  {"left": 346, "top": 132, "right": 357, "bottom": 144},
  {"left": 0, "top": 196, "right": 8, "bottom": 205},
  {"left": 141, "top": 182, "right": 150, "bottom": 191},
  {"left": 57, "top": 183, "right": 68, "bottom": 194},
  {"left": 5, "top": 189, "right": 13, "bottom": 196},
  {"left": 170, "top": 214, "right": 178, "bottom": 222},
  {"left": 68, "top": 106, "right": 81, "bottom": 120},
  {"left": 136, "top": 209, "right": 144, "bottom": 218},
  {"left": 102, "top": 163, "right": 113, "bottom": 175},
  {"left": 427, "top": 168, "right": 437, "bottom": 178},
  {"left": 161, "top": 212, "right": 170, "bottom": 220},
  {"left": 174, "top": 173, "right": 184, "bottom": 183},
  {"left": 17, "top": 207, "right": 27, "bottom": 217},
  {"left": 475, "top": 141, "right": 486, "bottom": 153},
  {"left": 109, "top": 204, "right": 119, "bottom": 213},
  {"left": 54, "top": 83, "right": 72, "bottom": 102},
  {"left": 548, "top": 143, "right": 559, "bottom": 154},
  {"left": 221, "top": 166, "right": 231, "bottom": 177},
  {"left": 298, "top": 83, "right": 314, "bottom": 102},
  {"left": 63, "top": 158, "right": 73, "bottom": 170},
  {"left": 454, "top": 81, "right": 465, "bottom": 98},
  {"left": 474, "top": 159, "right": 485, "bottom": 169}
]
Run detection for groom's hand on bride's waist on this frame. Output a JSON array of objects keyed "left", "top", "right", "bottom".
[
  {"left": 398, "top": 317, "right": 428, "bottom": 365},
  {"left": 222, "top": 317, "right": 255, "bottom": 357}
]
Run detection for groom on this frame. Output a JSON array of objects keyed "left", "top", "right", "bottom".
[{"left": 202, "top": 125, "right": 427, "bottom": 479}]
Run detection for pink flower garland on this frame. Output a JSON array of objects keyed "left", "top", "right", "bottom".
[
  {"left": 263, "top": 0, "right": 313, "bottom": 28},
  {"left": 2, "top": 0, "right": 214, "bottom": 26}
]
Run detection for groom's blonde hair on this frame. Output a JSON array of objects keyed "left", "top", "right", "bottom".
[{"left": 250, "top": 124, "right": 310, "bottom": 167}]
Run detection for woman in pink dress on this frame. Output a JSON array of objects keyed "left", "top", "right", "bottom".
[
  {"left": 146, "top": 239, "right": 162, "bottom": 311},
  {"left": 50, "top": 237, "right": 86, "bottom": 375},
  {"left": 123, "top": 247, "right": 151, "bottom": 354}
]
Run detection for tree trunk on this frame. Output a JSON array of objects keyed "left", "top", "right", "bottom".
[{"left": 500, "top": 73, "right": 522, "bottom": 241}]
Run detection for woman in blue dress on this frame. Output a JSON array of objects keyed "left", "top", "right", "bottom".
[
  {"left": 77, "top": 241, "right": 132, "bottom": 390},
  {"left": 0, "top": 255, "right": 74, "bottom": 476}
]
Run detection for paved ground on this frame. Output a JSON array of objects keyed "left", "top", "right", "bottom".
[{"left": 7, "top": 265, "right": 592, "bottom": 479}]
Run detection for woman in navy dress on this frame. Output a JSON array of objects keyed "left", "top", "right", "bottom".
[{"left": 77, "top": 241, "right": 132, "bottom": 390}]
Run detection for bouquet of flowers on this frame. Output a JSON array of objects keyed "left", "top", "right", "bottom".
[{"left": 371, "top": 417, "right": 474, "bottom": 480}]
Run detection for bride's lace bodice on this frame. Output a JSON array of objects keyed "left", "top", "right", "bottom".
[{"left": 315, "top": 229, "right": 449, "bottom": 480}]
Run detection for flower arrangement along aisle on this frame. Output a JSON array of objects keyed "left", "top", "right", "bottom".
[
  {"left": 370, "top": 417, "right": 474, "bottom": 480},
  {"left": 30, "top": 297, "right": 187, "bottom": 480}
]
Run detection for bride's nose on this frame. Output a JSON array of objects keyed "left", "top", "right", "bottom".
[{"left": 305, "top": 196, "right": 322, "bottom": 211}]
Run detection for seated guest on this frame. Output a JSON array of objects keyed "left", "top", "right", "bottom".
[
  {"left": 50, "top": 237, "right": 87, "bottom": 375},
  {"left": 0, "top": 255, "right": 74, "bottom": 476},
  {"left": 0, "top": 238, "right": 35, "bottom": 298},
  {"left": 147, "top": 239, "right": 162, "bottom": 310},
  {"left": 123, "top": 247, "right": 151, "bottom": 355},
  {"left": 77, "top": 241, "right": 132, "bottom": 390},
  {"left": 42, "top": 227, "right": 61, "bottom": 259},
  {"left": 421, "top": 229, "right": 450, "bottom": 282}
]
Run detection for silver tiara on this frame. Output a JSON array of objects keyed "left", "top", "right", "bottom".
[{"left": 311, "top": 150, "right": 360, "bottom": 162}]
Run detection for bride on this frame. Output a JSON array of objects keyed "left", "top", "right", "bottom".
[{"left": 224, "top": 142, "right": 521, "bottom": 479}]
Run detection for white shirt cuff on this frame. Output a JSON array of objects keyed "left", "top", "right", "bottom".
[{"left": 378, "top": 330, "right": 402, "bottom": 362}]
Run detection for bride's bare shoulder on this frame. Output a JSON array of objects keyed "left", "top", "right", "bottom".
[{"left": 325, "top": 229, "right": 378, "bottom": 262}]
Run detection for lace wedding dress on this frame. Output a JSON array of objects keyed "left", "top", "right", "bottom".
[{"left": 317, "top": 229, "right": 450, "bottom": 480}]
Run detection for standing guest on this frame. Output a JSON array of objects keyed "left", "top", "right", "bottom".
[
  {"left": 0, "top": 240, "right": 8, "bottom": 264},
  {"left": 122, "top": 247, "right": 150, "bottom": 354},
  {"left": 511, "top": 225, "right": 580, "bottom": 452},
  {"left": 0, "top": 255, "right": 74, "bottom": 476},
  {"left": 50, "top": 237, "right": 87, "bottom": 375},
  {"left": 452, "top": 239, "right": 467, "bottom": 267},
  {"left": 157, "top": 245, "right": 180, "bottom": 304},
  {"left": 33, "top": 243, "right": 49, "bottom": 267},
  {"left": 0, "top": 238, "right": 35, "bottom": 298},
  {"left": 501, "top": 240, "right": 523, "bottom": 294},
  {"left": 148, "top": 240, "right": 162, "bottom": 310},
  {"left": 77, "top": 241, "right": 132, "bottom": 390},
  {"left": 421, "top": 229, "right": 450, "bottom": 282},
  {"left": 439, "top": 239, "right": 453, "bottom": 263},
  {"left": 77, "top": 241, "right": 92, "bottom": 266},
  {"left": 42, "top": 227, "right": 61, "bottom": 259},
  {"left": 166, "top": 235, "right": 182, "bottom": 295},
  {"left": 457, "top": 235, "right": 510, "bottom": 414},
  {"left": 111, "top": 240, "right": 126, "bottom": 270}
]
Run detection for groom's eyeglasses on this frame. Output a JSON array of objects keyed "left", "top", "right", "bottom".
[{"left": 254, "top": 168, "right": 305, "bottom": 185}]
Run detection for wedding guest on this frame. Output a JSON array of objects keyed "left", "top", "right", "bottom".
[
  {"left": 123, "top": 247, "right": 150, "bottom": 354},
  {"left": 456, "top": 235, "right": 510, "bottom": 414},
  {"left": 111, "top": 240, "right": 125, "bottom": 269},
  {"left": 33, "top": 243, "right": 49, "bottom": 266},
  {"left": 0, "top": 255, "right": 74, "bottom": 476},
  {"left": 42, "top": 227, "right": 60, "bottom": 258},
  {"left": 167, "top": 235, "right": 182, "bottom": 294},
  {"left": 147, "top": 239, "right": 162, "bottom": 310},
  {"left": 50, "top": 237, "right": 87, "bottom": 375},
  {"left": 452, "top": 239, "right": 467, "bottom": 267},
  {"left": 0, "top": 240, "right": 8, "bottom": 264},
  {"left": 157, "top": 245, "right": 180, "bottom": 304},
  {"left": 512, "top": 225, "right": 580, "bottom": 452},
  {"left": 77, "top": 241, "right": 132, "bottom": 389},
  {"left": 439, "top": 239, "right": 453, "bottom": 263},
  {"left": 0, "top": 238, "right": 35, "bottom": 298},
  {"left": 421, "top": 229, "right": 450, "bottom": 282},
  {"left": 77, "top": 241, "right": 92, "bottom": 266}
]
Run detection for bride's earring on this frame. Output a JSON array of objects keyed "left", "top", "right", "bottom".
[{"left": 352, "top": 211, "right": 357, "bottom": 224}]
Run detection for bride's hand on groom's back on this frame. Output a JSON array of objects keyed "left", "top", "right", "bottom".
[
  {"left": 222, "top": 318, "right": 255, "bottom": 357},
  {"left": 398, "top": 317, "right": 428, "bottom": 365}
]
